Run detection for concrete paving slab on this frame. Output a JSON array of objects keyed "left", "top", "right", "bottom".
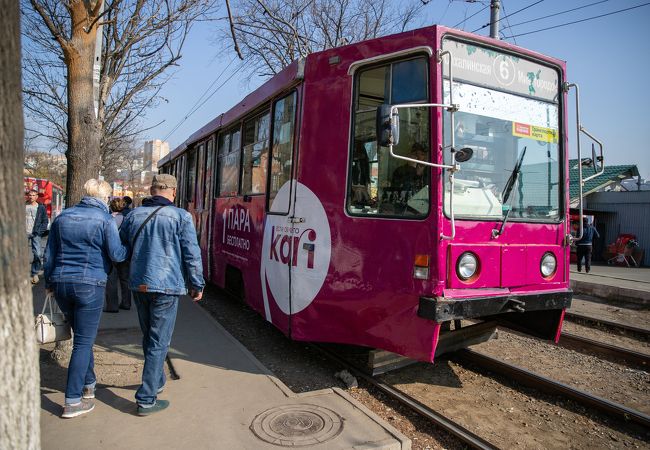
[
  {"left": 40, "top": 297, "right": 409, "bottom": 450},
  {"left": 569, "top": 264, "right": 650, "bottom": 306}
]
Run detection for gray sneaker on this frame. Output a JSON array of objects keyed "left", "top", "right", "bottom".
[
  {"left": 62, "top": 399, "right": 94, "bottom": 418},
  {"left": 82, "top": 386, "right": 95, "bottom": 399}
]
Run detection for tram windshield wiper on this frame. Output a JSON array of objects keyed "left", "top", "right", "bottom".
[{"left": 493, "top": 146, "right": 527, "bottom": 238}]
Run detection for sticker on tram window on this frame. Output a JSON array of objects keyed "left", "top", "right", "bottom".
[{"left": 512, "top": 122, "right": 558, "bottom": 143}]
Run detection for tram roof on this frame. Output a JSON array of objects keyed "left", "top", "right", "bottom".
[{"left": 159, "top": 59, "right": 304, "bottom": 166}]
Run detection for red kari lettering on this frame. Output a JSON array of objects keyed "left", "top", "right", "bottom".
[{"left": 269, "top": 226, "right": 317, "bottom": 268}]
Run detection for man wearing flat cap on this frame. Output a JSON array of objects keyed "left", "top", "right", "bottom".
[{"left": 120, "top": 173, "right": 204, "bottom": 416}]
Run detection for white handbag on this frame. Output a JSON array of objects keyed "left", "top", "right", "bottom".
[{"left": 35, "top": 293, "right": 72, "bottom": 344}]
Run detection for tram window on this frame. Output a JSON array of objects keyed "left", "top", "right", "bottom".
[
  {"left": 347, "top": 57, "right": 430, "bottom": 218},
  {"left": 204, "top": 138, "right": 215, "bottom": 207},
  {"left": 196, "top": 143, "right": 206, "bottom": 209},
  {"left": 186, "top": 148, "right": 197, "bottom": 205},
  {"left": 268, "top": 92, "right": 297, "bottom": 214},
  {"left": 218, "top": 127, "right": 241, "bottom": 196},
  {"left": 242, "top": 112, "right": 270, "bottom": 195}
]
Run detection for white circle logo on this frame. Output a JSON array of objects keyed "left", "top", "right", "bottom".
[
  {"left": 493, "top": 56, "right": 516, "bottom": 87},
  {"left": 260, "top": 181, "right": 331, "bottom": 320}
]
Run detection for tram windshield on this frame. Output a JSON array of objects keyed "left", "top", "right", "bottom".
[{"left": 442, "top": 39, "right": 561, "bottom": 222}]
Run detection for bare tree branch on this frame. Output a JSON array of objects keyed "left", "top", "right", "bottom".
[
  {"left": 22, "top": 0, "right": 218, "bottom": 198},
  {"left": 223, "top": 0, "right": 424, "bottom": 78}
]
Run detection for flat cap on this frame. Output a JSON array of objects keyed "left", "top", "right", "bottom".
[{"left": 151, "top": 173, "right": 177, "bottom": 189}]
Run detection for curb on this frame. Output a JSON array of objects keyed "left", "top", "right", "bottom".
[{"left": 570, "top": 280, "right": 650, "bottom": 306}]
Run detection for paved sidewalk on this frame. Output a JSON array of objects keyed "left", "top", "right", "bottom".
[
  {"left": 570, "top": 263, "right": 650, "bottom": 305},
  {"left": 39, "top": 294, "right": 408, "bottom": 449}
]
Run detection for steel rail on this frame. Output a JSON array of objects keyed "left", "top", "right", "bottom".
[
  {"left": 456, "top": 349, "right": 650, "bottom": 429},
  {"left": 314, "top": 345, "right": 498, "bottom": 450},
  {"left": 559, "top": 332, "right": 650, "bottom": 368},
  {"left": 565, "top": 312, "right": 650, "bottom": 338}
]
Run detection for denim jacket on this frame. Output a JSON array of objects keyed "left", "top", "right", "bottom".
[
  {"left": 120, "top": 196, "right": 205, "bottom": 295},
  {"left": 576, "top": 225, "right": 600, "bottom": 246},
  {"left": 44, "top": 197, "right": 128, "bottom": 287}
]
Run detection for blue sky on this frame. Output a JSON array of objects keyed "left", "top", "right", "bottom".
[{"left": 141, "top": 0, "right": 650, "bottom": 179}]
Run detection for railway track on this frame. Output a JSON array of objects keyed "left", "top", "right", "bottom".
[
  {"left": 455, "top": 349, "right": 650, "bottom": 429},
  {"left": 565, "top": 311, "right": 650, "bottom": 339},
  {"left": 314, "top": 345, "right": 499, "bottom": 450},
  {"left": 559, "top": 331, "right": 650, "bottom": 367},
  {"left": 316, "top": 342, "right": 650, "bottom": 449}
]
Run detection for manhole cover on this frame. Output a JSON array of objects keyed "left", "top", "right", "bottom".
[{"left": 251, "top": 404, "right": 343, "bottom": 447}]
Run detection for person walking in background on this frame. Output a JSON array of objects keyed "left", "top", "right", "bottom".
[
  {"left": 104, "top": 197, "right": 132, "bottom": 312},
  {"left": 26, "top": 189, "right": 48, "bottom": 284},
  {"left": 122, "top": 195, "right": 133, "bottom": 215},
  {"left": 44, "top": 179, "right": 128, "bottom": 418},
  {"left": 120, "top": 174, "right": 204, "bottom": 416},
  {"left": 576, "top": 218, "right": 600, "bottom": 273}
]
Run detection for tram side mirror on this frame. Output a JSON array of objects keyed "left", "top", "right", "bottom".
[
  {"left": 376, "top": 104, "right": 399, "bottom": 147},
  {"left": 455, "top": 147, "right": 474, "bottom": 163},
  {"left": 591, "top": 143, "right": 603, "bottom": 174}
]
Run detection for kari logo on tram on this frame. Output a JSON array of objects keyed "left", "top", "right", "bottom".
[{"left": 261, "top": 181, "right": 331, "bottom": 318}]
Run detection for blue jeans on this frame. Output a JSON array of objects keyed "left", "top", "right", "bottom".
[
  {"left": 53, "top": 282, "right": 104, "bottom": 405},
  {"left": 133, "top": 292, "right": 179, "bottom": 407},
  {"left": 29, "top": 235, "right": 42, "bottom": 276}
]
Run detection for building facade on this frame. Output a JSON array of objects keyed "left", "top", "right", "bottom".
[{"left": 142, "top": 139, "right": 170, "bottom": 186}]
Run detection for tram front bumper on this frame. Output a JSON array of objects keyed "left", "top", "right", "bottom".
[{"left": 418, "top": 290, "right": 572, "bottom": 323}]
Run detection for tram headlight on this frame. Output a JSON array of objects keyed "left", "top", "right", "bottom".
[
  {"left": 540, "top": 252, "right": 557, "bottom": 278},
  {"left": 456, "top": 252, "right": 478, "bottom": 281}
]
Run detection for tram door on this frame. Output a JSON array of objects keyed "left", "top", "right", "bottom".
[
  {"left": 261, "top": 91, "right": 300, "bottom": 328},
  {"left": 203, "top": 138, "right": 216, "bottom": 276}
]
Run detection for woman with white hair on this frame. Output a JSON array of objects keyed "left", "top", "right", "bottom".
[{"left": 44, "top": 179, "right": 128, "bottom": 418}]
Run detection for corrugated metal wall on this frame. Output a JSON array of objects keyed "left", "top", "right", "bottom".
[{"left": 586, "top": 191, "right": 650, "bottom": 266}]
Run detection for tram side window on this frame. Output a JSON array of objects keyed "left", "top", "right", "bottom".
[
  {"left": 242, "top": 112, "right": 270, "bottom": 195},
  {"left": 268, "top": 92, "right": 297, "bottom": 214},
  {"left": 186, "top": 148, "right": 197, "bottom": 205},
  {"left": 218, "top": 127, "right": 241, "bottom": 196},
  {"left": 204, "top": 138, "right": 215, "bottom": 207},
  {"left": 347, "top": 57, "right": 430, "bottom": 217}
]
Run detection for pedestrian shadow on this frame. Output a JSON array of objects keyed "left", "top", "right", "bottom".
[
  {"left": 95, "top": 385, "right": 140, "bottom": 415},
  {"left": 40, "top": 390, "right": 62, "bottom": 416}
]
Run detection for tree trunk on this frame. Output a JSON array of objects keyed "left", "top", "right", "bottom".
[
  {"left": 0, "top": 1, "right": 41, "bottom": 448},
  {"left": 64, "top": 1, "right": 102, "bottom": 207}
]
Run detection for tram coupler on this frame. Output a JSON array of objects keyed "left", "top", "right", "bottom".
[{"left": 505, "top": 298, "right": 526, "bottom": 313}]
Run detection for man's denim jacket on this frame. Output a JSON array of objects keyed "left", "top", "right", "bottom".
[
  {"left": 44, "top": 197, "right": 128, "bottom": 287},
  {"left": 120, "top": 196, "right": 205, "bottom": 295}
]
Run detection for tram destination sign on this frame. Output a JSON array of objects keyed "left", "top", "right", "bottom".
[{"left": 442, "top": 39, "right": 559, "bottom": 103}]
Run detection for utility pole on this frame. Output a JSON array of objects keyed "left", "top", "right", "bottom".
[{"left": 490, "top": 0, "right": 501, "bottom": 39}]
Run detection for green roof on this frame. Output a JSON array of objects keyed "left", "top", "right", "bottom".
[{"left": 569, "top": 159, "right": 639, "bottom": 201}]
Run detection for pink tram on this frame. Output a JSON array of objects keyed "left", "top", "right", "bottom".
[{"left": 159, "top": 25, "right": 602, "bottom": 362}]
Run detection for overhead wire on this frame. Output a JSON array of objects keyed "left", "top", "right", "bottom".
[
  {"left": 162, "top": 56, "right": 240, "bottom": 142},
  {"left": 506, "top": 0, "right": 612, "bottom": 29},
  {"left": 453, "top": 3, "right": 490, "bottom": 29},
  {"left": 471, "top": 0, "right": 545, "bottom": 33},
  {"left": 499, "top": 0, "right": 518, "bottom": 45},
  {"left": 503, "top": 2, "right": 650, "bottom": 38}
]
